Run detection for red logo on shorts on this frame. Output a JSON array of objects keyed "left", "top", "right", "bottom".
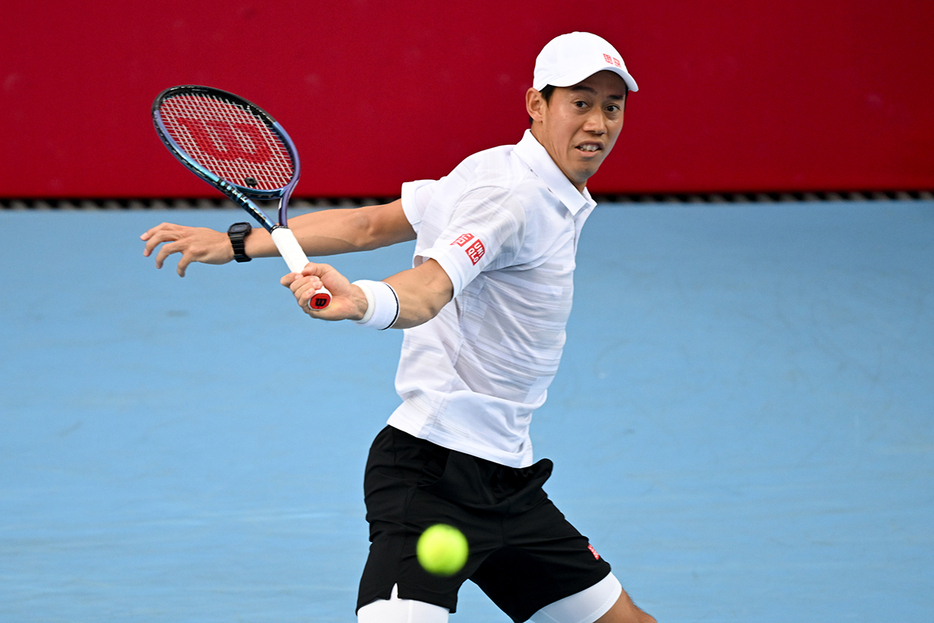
[
  {"left": 452, "top": 233, "right": 485, "bottom": 265},
  {"left": 588, "top": 544, "right": 601, "bottom": 560}
]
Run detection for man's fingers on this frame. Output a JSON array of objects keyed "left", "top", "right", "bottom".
[
  {"left": 142, "top": 232, "right": 170, "bottom": 257},
  {"left": 176, "top": 254, "right": 191, "bottom": 277},
  {"left": 154, "top": 241, "right": 183, "bottom": 271}
]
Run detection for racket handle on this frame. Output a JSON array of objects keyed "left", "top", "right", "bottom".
[{"left": 270, "top": 227, "right": 332, "bottom": 310}]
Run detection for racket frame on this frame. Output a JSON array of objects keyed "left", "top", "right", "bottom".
[
  {"left": 152, "top": 85, "right": 331, "bottom": 309},
  {"left": 152, "top": 85, "right": 300, "bottom": 232}
]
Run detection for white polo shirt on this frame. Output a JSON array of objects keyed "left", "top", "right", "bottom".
[{"left": 387, "top": 130, "right": 596, "bottom": 467}]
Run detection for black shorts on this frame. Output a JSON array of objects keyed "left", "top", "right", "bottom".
[{"left": 356, "top": 426, "right": 612, "bottom": 623}]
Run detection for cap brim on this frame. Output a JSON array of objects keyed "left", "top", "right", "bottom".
[{"left": 535, "top": 66, "right": 638, "bottom": 93}]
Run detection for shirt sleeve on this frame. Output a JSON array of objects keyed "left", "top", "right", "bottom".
[
  {"left": 400, "top": 179, "right": 436, "bottom": 233},
  {"left": 417, "top": 185, "right": 526, "bottom": 298}
]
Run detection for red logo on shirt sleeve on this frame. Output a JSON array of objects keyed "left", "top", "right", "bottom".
[
  {"left": 465, "top": 239, "right": 485, "bottom": 265},
  {"left": 451, "top": 233, "right": 485, "bottom": 265},
  {"left": 452, "top": 233, "right": 474, "bottom": 247}
]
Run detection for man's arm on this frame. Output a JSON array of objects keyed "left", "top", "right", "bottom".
[
  {"left": 283, "top": 199, "right": 415, "bottom": 256},
  {"left": 281, "top": 258, "right": 454, "bottom": 329},
  {"left": 141, "top": 199, "right": 414, "bottom": 276}
]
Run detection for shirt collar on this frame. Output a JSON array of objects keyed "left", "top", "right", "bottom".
[{"left": 513, "top": 129, "right": 596, "bottom": 215}]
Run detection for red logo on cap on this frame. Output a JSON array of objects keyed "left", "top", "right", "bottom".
[{"left": 603, "top": 53, "right": 622, "bottom": 68}]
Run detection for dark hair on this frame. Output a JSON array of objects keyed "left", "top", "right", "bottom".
[
  {"left": 539, "top": 84, "right": 557, "bottom": 103},
  {"left": 529, "top": 85, "right": 557, "bottom": 124}
]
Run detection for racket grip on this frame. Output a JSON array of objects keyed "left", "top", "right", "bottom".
[{"left": 271, "top": 227, "right": 331, "bottom": 310}]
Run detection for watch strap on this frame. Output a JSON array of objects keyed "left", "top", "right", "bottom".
[{"left": 228, "top": 222, "right": 252, "bottom": 262}]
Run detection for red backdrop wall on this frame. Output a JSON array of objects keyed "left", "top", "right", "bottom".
[{"left": 3, "top": 0, "right": 932, "bottom": 198}]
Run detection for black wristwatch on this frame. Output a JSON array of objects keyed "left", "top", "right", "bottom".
[{"left": 227, "top": 222, "right": 252, "bottom": 262}]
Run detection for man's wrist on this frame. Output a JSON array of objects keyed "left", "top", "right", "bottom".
[
  {"left": 227, "top": 222, "right": 252, "bottom": 262},
  {"left": 352, "top": 280, "right": 400, "bottom": 330}
]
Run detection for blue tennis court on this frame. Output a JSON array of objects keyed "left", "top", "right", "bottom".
[{"left": 1, "top": 198, "right": 932, "bottom": 622}]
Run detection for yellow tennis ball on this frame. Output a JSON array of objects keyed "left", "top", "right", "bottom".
[{"left": 416, "top": 524, "right": 469, "bottom": 576}]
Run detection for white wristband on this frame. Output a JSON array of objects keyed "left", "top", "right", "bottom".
[{"left": 352, "top": 280, "right": 400, "bottom": 330}]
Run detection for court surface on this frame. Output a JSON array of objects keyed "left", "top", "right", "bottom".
[{"left": 1, "top": 199, "right": 932, "bottom": 622}]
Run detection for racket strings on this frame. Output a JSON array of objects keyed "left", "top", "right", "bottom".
[{"left": 159, "top": 94, "right": 294, "bottom": 190}]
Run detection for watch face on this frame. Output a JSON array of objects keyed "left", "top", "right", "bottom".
[{"left": 230, "top": 223, "right": 251, "bottom": 235}]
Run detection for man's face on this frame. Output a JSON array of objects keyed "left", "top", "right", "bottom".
[{"left": 527, "top": 71, "right": 627, "bottom": 192}]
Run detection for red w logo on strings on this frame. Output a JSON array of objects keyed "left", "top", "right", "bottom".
[{"left": 175, "top": 117, "right": 273, "bottom": 163}]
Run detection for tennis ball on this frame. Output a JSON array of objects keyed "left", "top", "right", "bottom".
[{"left": 416, "top": 524, "right": 469, "bottom": 576}]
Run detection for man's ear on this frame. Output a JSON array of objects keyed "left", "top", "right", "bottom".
[{"left": 526, "top": 87, "right": 546, "bottom": 123}]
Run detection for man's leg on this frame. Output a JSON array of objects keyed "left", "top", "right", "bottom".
[
  {"left": 594, "top": 589, "right": 655, "bottom": 623},
  {"left": 530, "top": 573, "right": 655, "bottom": 623},
  {"left": 357, "top": 584, "right": 450, "bottom": 623}
]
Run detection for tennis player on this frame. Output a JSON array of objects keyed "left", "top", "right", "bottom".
[{"left": 143, "top": 31, "right": 654, "bottom": 623}]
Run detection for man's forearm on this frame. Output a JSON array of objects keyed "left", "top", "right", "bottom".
[{"left": 244, "top": 199, "right": 414, "bottom": 259}]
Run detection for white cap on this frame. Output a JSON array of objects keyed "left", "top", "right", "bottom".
[{"left": 533, "top": 32, "right": 638, "bottom": 93}]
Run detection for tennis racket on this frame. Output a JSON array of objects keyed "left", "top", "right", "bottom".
[{"left": 152, "top": 85, "right": 331, "bottom": 310}]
